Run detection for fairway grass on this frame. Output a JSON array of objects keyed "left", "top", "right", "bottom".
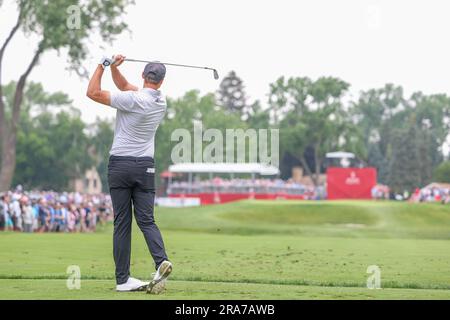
[
  {"left": 2, "top": 279, "right": 450, "bottom": 300},
  {"left": 1, "top": 200, "right": 450, "bottom": 299}
]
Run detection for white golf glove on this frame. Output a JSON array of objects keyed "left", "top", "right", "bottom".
[{"left": 99, "top": 56, "right": 113, "bottom": 68}]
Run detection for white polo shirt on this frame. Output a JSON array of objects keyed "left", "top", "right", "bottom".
[{"left": 109, "top": 88, "right": 167, "bottom": 158}]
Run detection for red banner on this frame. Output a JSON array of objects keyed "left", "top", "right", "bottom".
[
  {"left": 327, "top": 167, "right": 377, "bottom": 200},
  {"left": 169, "top": 193, "right": 306, "bottom": 205}
]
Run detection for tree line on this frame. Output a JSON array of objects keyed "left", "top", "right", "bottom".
[
  {"left": 0, "top": 0, "right": 133, "bottom": 192},
  {"left": 1, "top": 71, "right": 449, "bottom": 193},
  {"left": 1, "top": 1, "right": 448, "bottom": 194}
]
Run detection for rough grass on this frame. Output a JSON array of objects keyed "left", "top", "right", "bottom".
[{"left": 1, "top": 200, "right": 450, "bottom": 299}]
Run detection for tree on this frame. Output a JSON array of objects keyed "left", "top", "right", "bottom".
[
  {"left": 155, "top": 90, "right": 247, "bottom": 180},
  {"left": 409, "top": 92, "right": 450, "bottom": 167},
  {"left": 0, "top": 0, "right": 134, "bottom": 191},
  {"left": 277, "top": 76, "right": 359, "bottom": 186},
  {"left": 351, "top": 85, "right": 450, "bottom": 186},
  {"left": 216, "top": 71, "right": 248, "bottom": 115},
  {"left": 246, "top": 100, "right": 270, "bottom": 129},
  {"left": 268, "top": 76, "right": 289, "bottom": 125},
  {"left": 280, "top": 107, "right": 360, "bottom": 186},
  {"left": 8, "top": 81, "right": 93, "bottom": 190},
  {"left": 350, "top": 84, "right": 407, "bottom": 183},
  {"left": 433, "top": 162, "right": 450, "bottom": 183},
  {"left": 15, "top": 109, "right": 94, "bottom": 191},
  {"left": 387, "top": 117, "right": 425, "bottom": 193},
  {"left": 90, "top": 118, "right": 115, "bottom": 193}
]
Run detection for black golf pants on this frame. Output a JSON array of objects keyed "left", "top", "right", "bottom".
[{"left": 108, "top": 155, "right": 168, "bottom": 285}]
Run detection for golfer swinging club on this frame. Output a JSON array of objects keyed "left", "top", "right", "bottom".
[{"left": 86, "top": 54, "right": 172, "bottom": 293}]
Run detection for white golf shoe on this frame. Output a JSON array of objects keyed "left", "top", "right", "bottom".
[
  {"left": 147, "top": 260, "right": 172, "bottom": 294},
  {"left": 149, "top": 275, "right": 167, "bottom": 294},
  {"left": 116, "top": 277, "right": 149, "bottom": 292}
]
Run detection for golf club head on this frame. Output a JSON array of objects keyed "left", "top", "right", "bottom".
[{"left": 213, "top": 69, "right": 219, "bottom": 80}]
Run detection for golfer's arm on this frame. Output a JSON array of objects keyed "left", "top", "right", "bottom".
[
  {"left": 86, "top": 65, "right": 111, "bottom": 106},
  {"left": 111, "top": 66, "right": 138, "bottom": 91}
]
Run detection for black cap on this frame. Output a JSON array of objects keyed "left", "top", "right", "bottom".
[{"left": 143, "top": 62, "right": 166, "bottom": 83}]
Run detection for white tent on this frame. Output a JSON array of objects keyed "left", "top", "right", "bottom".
[
  {"left": 167, "top": 162, "right": 279, "bottom": 193},
  {"left": 168, "top": 162, "right": 279, "bottom": 176},
  {"left": 326, "top": 151, "right": 355, "bottom": 159}
]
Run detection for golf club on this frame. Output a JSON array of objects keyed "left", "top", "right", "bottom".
[{"left": 122, "top": 58, "right": 219, "bottom": 80}]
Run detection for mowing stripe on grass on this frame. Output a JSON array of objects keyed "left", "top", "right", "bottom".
[{"left": 1, "top": 274, "right": 449, "bottom": 291}]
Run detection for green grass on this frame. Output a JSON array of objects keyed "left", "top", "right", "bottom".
[
  {"left": 157, "top": 200, "right": 450, "bottom": 238},
  {"left": 2, "top": 279, "right": 450, "bottom": 300},
  {"left": 1, "top": 200, "right": 450, "bottom": 299}
]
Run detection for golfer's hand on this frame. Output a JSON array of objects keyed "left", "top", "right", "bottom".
[{"left": 112, "top": 54, "right": 126, "bottom": 67}]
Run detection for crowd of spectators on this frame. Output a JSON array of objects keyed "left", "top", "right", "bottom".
[
  {"left": 413, "top": 184, "right": 450, "bottom": 204},
  {"left": 167, "top": 178, "right": 326, "bottom": 199},
  {"left": 0, "top": 186, "right": 113, "bottom": 233},
  {"left": 168, "top": 178, "right": 450, "bottom": 204},
  {"left": 2, "top": 178, "right": 447, "bottom": 234},
  {"left": 169, "top": 178, "right": 307, "bottom": 194},
  {"left": 371, "top": 185, "right": 390, "bottom": 200}
]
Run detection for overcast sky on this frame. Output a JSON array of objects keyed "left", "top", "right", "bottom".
[{"left": 1, "top": 0, "right": 450, "bottom": 126}]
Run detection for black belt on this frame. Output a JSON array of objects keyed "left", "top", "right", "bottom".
[{"left": 109, "top": 155, "right": 154, "bottom": 163}]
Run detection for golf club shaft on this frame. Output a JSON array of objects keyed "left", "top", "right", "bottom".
[{"left": 124, "top": 58, "right": 216, "bottom": 71}]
